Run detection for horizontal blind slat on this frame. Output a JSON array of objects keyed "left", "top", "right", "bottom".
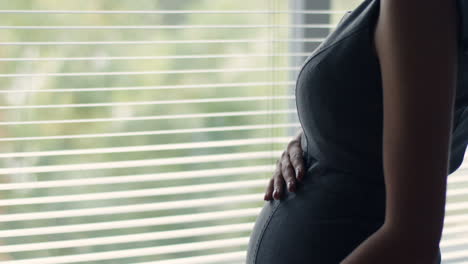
[
  {"left": 444, "top": 213, "right": 468, "bottom": 224},
  {"left": 446, "top": 201, "right": 468, "bottom": 211},
  {"left": 443, "top": 224, "right": 468, "bottom": 235},
  {"left": 0, "top": 237, "right": 250, "bottom": 264},
  {"left": 135, "top": 251, "right": 246, "bottom": 264},
  {"left": 0, "top": 81, "right": 296, "bottom": 93},
  {"left": 0, "top": 151, "right": 282, "bottom": 174},
  {"left": 0, "top": 10, "right": 348, "bottom": 14},
  {"left": 0, "top": 96, "right": 295, "bottom": 110},
  {"left": 0, "top": 193, "right": 263, "bottom": 222},
  {"left": 0, "top": 109, "right": 297, "bottom": 125},
  {"left": 0, "top": 179, "right": 268, "bottom": 206},
  {"left": 0, "top": 223, "right": 254, "bottom": 253},
  {"left": 0, "top": 123, "right": 300, "bottom": 141},
  {"left": 447, "top": 186, "right": 468, "bottom": 197},
  {"left": 0, "top": 165, "right": 275, "bottom": 190},
  {"left": 441, "top": 237, "right": 468, "bottom": 248},
  {"left": 0, "top": 54, "right": 308, "bottom": 62},
  {"left": 0, "top": 208, "right": 261, "bottom": 237},
  {"left": 0, "top": 137, "right": 292, "bottom": 158},
  {"left": 440, "top": 249, "right": 468, "bottom": 261},
  {"left": 447, "top": 174, "right": 468, "bottom": 183},
  {"left": 0, "top": 38, "right": 323, "bottom": 45},
  {"left": 0, "top": 66, "right": 300, "bottom": 78},
  {"left": 0, "top": 24, "right": 336, "bottom": 30}
]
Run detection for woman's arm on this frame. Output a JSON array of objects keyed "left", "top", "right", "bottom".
[{"left": 341, "top": 0, "right": 458, "bottom": 263}]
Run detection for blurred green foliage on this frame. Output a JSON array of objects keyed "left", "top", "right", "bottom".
[{"left": 0, "top": 0, "right": 298, "bottom": 263}]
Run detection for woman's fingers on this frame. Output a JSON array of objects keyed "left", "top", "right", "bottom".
[
  {"left": 280, "top": 151, "right": 297, "bottom": 193},
  {"left": 273, "top": 159, "right": 285, "bottom": 200},
  {"left": 264, "top": 178, "right": 274, "bottom": 201},
  {"left": 263, "top": 132, "right": 306, "bottom": 201},
  {"left": 288, "top": 140, "right": 306, "bottom": 182},
  {"left": 264, "top": 159, "right": 283, "bottom": 201}
]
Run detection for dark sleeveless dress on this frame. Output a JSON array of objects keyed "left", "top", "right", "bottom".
[{"left": 246, "top": 0, "right": 468, "bottom": 263}]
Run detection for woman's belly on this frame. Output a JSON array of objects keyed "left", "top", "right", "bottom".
[{"left": 246, "top": 163, "right": 387, "bottom": 263}]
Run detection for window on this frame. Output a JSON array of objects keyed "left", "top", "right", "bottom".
[{"left": 0, "top": 0, "right": 467, "bottom": 263}]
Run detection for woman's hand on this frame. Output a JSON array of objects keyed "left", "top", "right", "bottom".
[{"left": 264, "top": 129, "right": 307, "bottom": 201}]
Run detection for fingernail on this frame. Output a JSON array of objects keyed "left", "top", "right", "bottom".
[
  {"left": 296, "top": 169, "right": 303, "bottom": 181},
  {"left": 288, "top": 181, "right": 296, "bottom": 192},
  {"left": 273, "top": 189, "right": 278, "bottom": 199},
  {"left": 297, "top": 168, "right": 301, "bottom": 176}
]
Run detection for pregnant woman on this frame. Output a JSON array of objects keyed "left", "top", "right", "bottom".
[{"left": 247, "top": 0, "right": 468, "bottom": 263}]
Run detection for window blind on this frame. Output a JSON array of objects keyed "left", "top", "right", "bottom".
[
  {"left": 0, "top": 0, "right": 467, "bottom": 263},
  {"left": 0, "top": 1, "right": 321, "bottom": 263}
]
